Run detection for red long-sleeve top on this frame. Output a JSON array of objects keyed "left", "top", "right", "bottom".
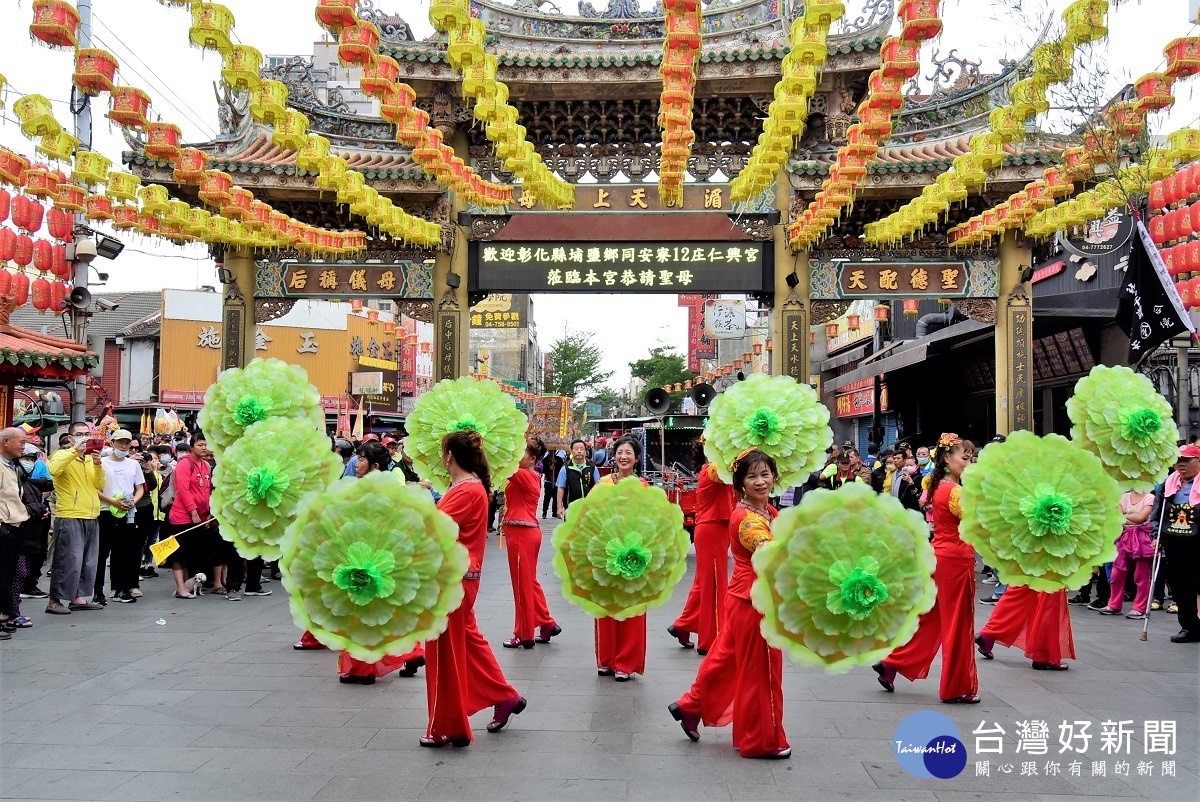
[
  {"left": 695, "top": 463, "right": 736, "bottom": 526},
  {"left": 167, "top": 454, "right": 212, "bottom": 525},
  {"left": 502, "top": 468, "right": 541, "bottom": 528},
  {"left": 438, "top": 478, "right": 489, "bottom": 574}
]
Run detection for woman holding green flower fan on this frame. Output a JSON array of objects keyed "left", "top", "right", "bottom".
[
  {"left": 873, "top": 434, "right": 980, "bottom": 704},
  {"left": 669, "top": 448, "right": 790, "bottom": 759},
  {"left": 591, "top": 436, "right": 651, "bottom": 682}
]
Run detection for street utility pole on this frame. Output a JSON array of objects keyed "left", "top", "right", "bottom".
[{"left": 69, "top": 0, "right": 93, "bottom": 425}]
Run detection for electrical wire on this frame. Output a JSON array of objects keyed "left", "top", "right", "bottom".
[
  {"left": 89, "top": 15, "right": 220, "bottom": 140},
  {"left": 123, "top": 247, "right": 215, "bottom": 262}
]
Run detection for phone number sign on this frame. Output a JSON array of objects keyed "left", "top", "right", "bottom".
[{"left": 470, "top": 241, "right": 772, "bottom": 294}]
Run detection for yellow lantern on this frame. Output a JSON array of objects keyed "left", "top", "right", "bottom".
[
  {"left": 315, "top": 157, "right": 347, "bottom": 190},
  {"left": 71, "top": 150, "right": 111, "bottom": 187},
  {"left": 249, "top": 80, "right": 288, "bottom": 125},
  {"left": 1032, "top": 41, "right": 1074, "bottom": 83},
  {"left": 14, "top": 95, "right": 60, "bottom": 139},
  {"left": 163, "top": 198, "right": 192, "bottom": 226},
  {"left": 106, "top": 171, "right": 141, "bottom": 203},
  {"left": 969, "top": 133, "right": 1005, "bottom": 172},
  {"left": 208, "top": 215, "right": 234, "bottom": 243},
  {"left": 272, "top": 109, "right": 309, "bottom": 151},
  {"left": 1167, "top": 129, "right": 1200, "bottom": 165},
  {"left": 139, "top": 184, "right": 172, "bottom": 216},
  {"left": 1062, "top": 0, "right": 1107, "bottom": 46},
  {"left": 336, "top": 171, "right": 367, "bottom": 205},
  {"left": 221, "top": 45, "right": 263, "bottom": 92},
  {"left": 184, "top": 208, "right": 212, "bottom": 237},
  {"left": 36, "top": 129, "right": 80, "bottom": 163},
  {"left": 189, "top": 3, "right": 235, "bottom": 53},
  {"left": 296, "top": 135, "right": 331, "bottom": 173}
]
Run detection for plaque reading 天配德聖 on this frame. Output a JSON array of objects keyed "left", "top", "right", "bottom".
[{"left": 809, "top": 258, "right": 999, "bottom": 300}]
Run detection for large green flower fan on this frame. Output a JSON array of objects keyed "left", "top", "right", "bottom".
[
  {"left": 211, "top": 418, "right": 342, "bottom": 561},
  {"left": 199, "top": 358, "right": 325, "bottom": 458},
  {"left": 404, "top": 376, "right": 529, "bottom": 492},
  {"left": 552, "top": 478, "right": 689, "bottom": 620},
  {"left": 704, "top": 373, "right": 832, "bottom": 488},
  {"left": 279, "top": 472, "right": 469, "bottom": 662},
  {"left": 751, "top": 483, "right": 937, "bottom": 673},
  {"left": 1066, "top": 364, "right": 1176, "bottom": 492},
  {"left": 959, "top": 430, "right": 1122, "bottom": 592}
]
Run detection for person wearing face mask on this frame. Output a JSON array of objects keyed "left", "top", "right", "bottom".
[
  {"left": 94, "top": 430, "right": 145, "bottom": 605},
  {"left": 142, "top": 446, "right": 175, "bottom": 578},
  {"left": 9, "top": 442, "right": 52, "bottom": 629},
  {"left": 16, "top": 445, "right": 51, "bottom": 601}
]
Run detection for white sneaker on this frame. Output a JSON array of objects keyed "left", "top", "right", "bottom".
[{"left": 130, "top": 588, "right": 143, "bottom": 598}]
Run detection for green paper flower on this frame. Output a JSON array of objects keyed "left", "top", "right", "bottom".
[
  {"left": 1066, "top": 365, "right": 1176, "bottom": 492},
  {"left": 279, "top": 471, "right": 469, "bottom": 662},
  {"left": 705, "top": 374, "right": 832, "bottom": 488},
  {"left": 552, "top": 478, "right": 688, "bottom": 620},
  {"left": 199, "top": 358, "right": 325, "bottom": 459},
  {"left": 330, "top": 542, "right": 397, "bottom": 605},
  {"left": 750, "top": 482, "right": 936, "bottom": 673},
  {"left": 405, "top": 376, "right": 529, "bottom": 492},
  {"left": 211, "top": 418, "right": 342, "bottom": 561},
  {"left": 959, "top": 430, "right": 1122, "bottom": 592}
]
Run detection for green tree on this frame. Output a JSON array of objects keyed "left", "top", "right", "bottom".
[
  {"left": 544, "top": 329, "right": 613, "bottom": 399},
  {"left": 582, "top": 387, "right": 633, "bottom": 419},
  {"left": 630, "top": 347, "right": 694, "bottom": 408}
]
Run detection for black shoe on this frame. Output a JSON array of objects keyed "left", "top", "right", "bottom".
[
  {"left": 696, "top": 648, "right": 709, "bottom": 656},
  {"left": 92, "top": 593, "right": 108, "bottom": 607},
  {"left": 112, "top": 591, "right": 136, "bottom": 603},
  {"left": 139, "top": 569, "right": 159, "bottom": 579},
  {"left": 1087, "top": 599, "right": 1107, "bottom": 611},
  {"left": 1067, "top": 594, "right": 1090, "bottom": 606},
  {"left": 397, "top": 657, "right": 425, "bottom": 677},
  {"left": 19, "top": 587, "right": 49, "bottom": 599},
  {"left": 339, "top": 674, "right": 376, "bottom": 685},
  {"left": 872, "top": 662, "right": 895, "bottom": 692},
  {"left": 1170, "top": 630, "right": 1200, "bottom": 643},
  {"left": 979, "top": 594, "right": 1001, "bottom": 605}
]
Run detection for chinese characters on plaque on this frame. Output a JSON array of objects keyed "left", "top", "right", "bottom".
[
  {"left": 838, "top": 262, "right": 968, "bottom": 298},
  {"left": 472, "top": 241, "right": 770, "bottom": 294},
  {"left": 470, "top": 310, "right": 523, "bottom": 328},
  {"left": 512, "top": 184, "right": 730, "bottom": 212},
  {"left": 1009, "top": 307, "right": 1032, "bottom": 432},
  {"left": 278, "top": 262, "right": 434, "bottom": 299}
]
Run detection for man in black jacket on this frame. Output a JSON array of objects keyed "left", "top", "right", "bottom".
[{"left": 1148, "top": 445, "right": 1200, "bottom": 643}]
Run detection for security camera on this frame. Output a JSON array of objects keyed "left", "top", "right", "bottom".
[
  {"left": 96, "top": 298, "right": 120, "bottom": 312},
  {"left": 95, "top": 272, "right": 110, "bottom": 283},
  {"left": 66, "top": 239, "right": 98, "bottom": 264}
]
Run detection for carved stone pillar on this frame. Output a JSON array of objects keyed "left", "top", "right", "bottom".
[
  {"left": 995, "top": 231, "right": 1033, "bottom": 434},
  {"left": 220, "top": 248, "right": 259, "bottom": 372},
  {"left": 434, "top": 130, "right": 471, "bottom": 381},
  {"left": 771, "top": 169, "right": 810, "bottom": 385}
]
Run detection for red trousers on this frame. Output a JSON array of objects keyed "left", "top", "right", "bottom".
[
  {"left": 424, "top": 579, "right": 519, "bottom": 742},
  {"left": 676, "top": 596, "right": 788, "bottom": 758},
  {"left": 298, "top": 630, "right": 327, "bottom": 649},
  {"left": 885, "top": 557, "right": 978, "bottom": 701},
  {"left": 672, "top": 520, "right": 730, "bottom": 651},
  {"left": 980, "top": 586, "right": 1075, "bottom": 665},
  {"left": 338, "top": 644, "right": 424, "bottom": 678},
  {"left": 595, "top": 614, "right": 647, "bottom": 675},
  {"left": 503, "top": 524, "right": 555, "bottom": 641}
]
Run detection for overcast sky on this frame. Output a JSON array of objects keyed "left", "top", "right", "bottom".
[{"left": 1, "top": 0, "right": 1197, "bottom": 391}]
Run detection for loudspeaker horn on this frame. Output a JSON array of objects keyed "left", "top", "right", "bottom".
[
  {"left": 69, "top": 286, "right": 92, "bottom": 310},
  {"left": 690, "top": 382, "right": 716, "bottom": 409},
  {"left": 644, "top": 387, "right": 671, "bottom": 416}
]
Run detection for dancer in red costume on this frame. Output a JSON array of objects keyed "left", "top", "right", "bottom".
[
  {"left": 873, "top": 434, "right": 980, "bottom": 704},
  {"left": 592, "top": 437, "right": 650, "bottom": 682},
  {"left": 334, "top": 443, "right": 426, "bottom": 684},
  {"left": 422, "top": 431, "right": 526, "bottom": 747},
  {"left": 500, "top": 442, "right": 561, "bottom": 649},
  {"left": 670, "top": 445, "right": 735, "bottom": 654},
  {"left": 669, "top": 448, "right": 791, "bottom": 760},
  {"left": 975, "top": 585, "right": 1074, "bottom": 670}
]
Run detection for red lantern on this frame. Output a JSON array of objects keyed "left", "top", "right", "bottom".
[
  {"left": 0, "top": 189, "right": 9, "bottom": 224},
  {"left": 897, "top": 0, "right": 942, "bottom": 42},
  {"left": 1135, "top": 73, "right": 1175, "bottom": 113},
  {"left": 30, "top": 0, "right": 81, "bottom": 49},
  {"left": 0, "top": 271, "right": 11, "bottom": 296},
  {"left": 173, "top": 148, "right": 209, "bottom": 185},
  {"left": 1179, "top": 280, "right": 1193, "bottom": 308},
  {"left": 1149, "top": 180, "right": 1167, "bottom": 214},
  {"left": 55, "top": 184, "right": 86, "bottom": 213},
  {"left": 1190, "top": 276, "right": 1200, "bottom": 310},
  {"left": 32, "top": 239, "right": 53, "bottom": 273},
  {"left": 31, "top": 276, "right": 51, "bottom": 311},
  {"left": 23, "top": 164, "right": 57, "bottom": 200},
  {"left": 50, "top": 280, "right": 67, "bottom": 311},
  {"left": 46, "top": 206, "right": 73, "bottom": 241},
  {"left": 903, "top": 299, "right": 920, "bottom": 316},
  {"left": 881, "top": 37, "right": 922, "bottom": 80},
  {"left": 144, "top": 122, "right": 183, "bottom": 162},
  {"left": 847, "top": 313, "right": 861, "bottom": 331},
  {"left": 1165, "top": 36, "right": 1200, "bottom": 81},
  {"left": 51, "top": 243, "right": 69, "bottom": 278},
  {"left": 0, "top": 149, "right": 30, "bottom": 188},
  {"left": 826, "top": 321, "right": 839, "bottom": 339},
  {"left": 107, "top": 86, "right": 152, "bottom": 129},
  {"left": 11, "top": 272, "right": 29, "bottom": 306},
  {"left": 198, "top": 170, "right": 234, "bottom": 207},
  {"left": 338, "top": 20, "right": 380, "bottom": 67},
  {"left": 222, "top": 186, "right": 254, "bottom": 221},
  {"left": 874, "top": 303, "right": 890, "bottom": 322},
  {"left": 1150, "top": 215, "right": 1167, "bottom": 246},
  {"left": 0, "top": 230, "right": 15, "bottom": 263},
  {"left": 12, "top": 235, "right": 34, "bottom": 267},
  {"left": 73, "top": 48, "right": 119, "bottom": 95},
  {"left": 12, "top": 196, "right": 45, "bottom": 234},
  {"left": 315, "top": 0, "right": 359, "bottom": 33},
  {"left": 84, "top": 194, "right": 114, "bottom": 222},
  {"left": 350, "top": 299, "right": 364, "bottom": 312}
]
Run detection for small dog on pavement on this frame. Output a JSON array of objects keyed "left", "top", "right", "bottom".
[{"left": 186, "top": 573, "right": 206, "bottom": 597}]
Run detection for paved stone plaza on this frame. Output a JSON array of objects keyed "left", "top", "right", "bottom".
[{"left": 1, "top": 519, "right": 1197, "bottom": 801}]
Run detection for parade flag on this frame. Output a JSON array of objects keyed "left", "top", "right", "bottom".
[
  {"left": 150, "top": 536, "right": 180, "bottom": 565},
  {"left": 1115, "top": 220, "right": 1195, "bottom": 363},
  {"left": 352, "top": 395, "right": 365, "bottom": 440}
]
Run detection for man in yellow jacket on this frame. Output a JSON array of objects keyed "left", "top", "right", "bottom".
[{"left": 45, "top": 422, "right": 107, "bottom": 615}]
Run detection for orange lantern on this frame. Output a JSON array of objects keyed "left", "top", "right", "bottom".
[
  {"left": 826, "top": 321, "right": 839, "bottom": 339},
  {"left": 903, "top": 299, "right": 919, "bottom": 316},
  {"left": 338, "top": 20, "right": 380, "bottom": 67},
  {"left": 30, "top": 0, "right": 81, "bottom": 49},
  {"left": 173, "top": 148, "right": 210, "bottom": 185},
  {"left": 360, "top": 55, "right": 400, "bottom": 98},
  {"left": 245, "top": 200, "right": 271, "bottom": 232},
  {"left": 55, "top": 183, "right": 85, "bottom": 213},
  {"left": 83, "top": 193, "right": 114, "bottom": 222},
  {"left": 198, "top": 170, "right": 234, "bottom": 207},
  {"left": 1165, "top": 37, "right": 1200, "bottom": 81},
  {"left": 0, "top": 149, "right": 30, "bottom": 188},
  {"left": 316, "top": 0, "right": 359, "bottom": 33},
  {"left": 107, "top": 86, "right": 152, "bottom": 129},
  {"left": 112, "top": 205, "right": 139, "bottom": 231},
  {"left": 350, "top": 299, "right": 364, "bottom": 312},
  {"left": 366, "top": 308, "right": 380, "bottom": 323},
  {"left": 145, "top": 122, "right": 183, "bottom": 162},
  {"left": 23, "top": 164, "right": 57, "bottom": 200},
  {"left": 72, "top": 49, "right": 119, "bottom": 95},
  {"left": 222, "top": 186, "right": 254, "bottom": 220},
  {"left": 847, "top": 313, "right": 861, "bottom": 331},
  {"left": 1134, "top": 72, "right": 1175, "bottom": 113},
  {"left": 874, "top": 303, "right": 890, "bottom": 322}
]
